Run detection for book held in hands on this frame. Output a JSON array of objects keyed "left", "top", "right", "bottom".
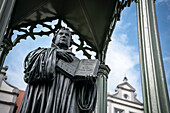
[{"left": 56, "top": 55, "right": 100, "bottom": 80}]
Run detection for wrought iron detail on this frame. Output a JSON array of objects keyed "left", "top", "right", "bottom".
[
  {"left": 100, "top": 0, "right": 135, "bottom": 63},
  {"left": 8, "top": 0, "right": 135, "bottom": 60},
  {"left": 108, "top": 0, "right": 135, "bottom": 38},
  {"left": 10, "top": 18, "right": 97, "bottom": 59},
  {"left": 12, "top": 18, "right": 62, "bottom": 47},
  {"left": 72, "top": 35, "right": 97, "bottom": 59}
]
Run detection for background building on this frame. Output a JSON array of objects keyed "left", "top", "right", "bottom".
[
  {"left": 0, "top": 66, "right": 19, "bottom": 113},
  {"left": 107, "top": 77, "right": 144, "bottom": 113}
]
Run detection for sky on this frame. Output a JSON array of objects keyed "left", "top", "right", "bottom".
[{"left": 4, "top": 1, "right": 170, "bottom": 102}]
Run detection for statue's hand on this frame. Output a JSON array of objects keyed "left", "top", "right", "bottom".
[{"left": 57, "top": 51, "right": 73, "bottom": 62}]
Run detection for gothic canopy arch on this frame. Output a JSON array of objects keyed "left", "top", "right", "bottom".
[{"left": 8, "top": 0, "right": 134, "bottom": 61}]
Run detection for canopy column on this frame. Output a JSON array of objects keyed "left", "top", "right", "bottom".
[
  {"left": 136, "top": 0, "right": 170, "bottom": 113},
  {"left": 95, "top": 64, "right": 110, "bottom": 113},
  {"left": 0, "top": 0, "right": 16, "bottom": 70},
  {"left": 0, "top": 38, "right": 12, "bottom": 70},
  {"left": 0, "top": 0, "right": 16, "bottom": 45}
]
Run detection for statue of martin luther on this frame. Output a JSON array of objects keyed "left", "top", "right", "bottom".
[{"left": 18, "top": 27, "right": 97, "bottom": 113}]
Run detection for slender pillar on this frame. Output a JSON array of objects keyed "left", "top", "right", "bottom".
[
  {"left": 95, "top": 64, "right": 110, "bottom": 113},
  {"left": 136, "top": 0, "right": 170, "bottom": 113},
  {"left": 0, "top": 0, "right": 16, "bottom": 70},
  {"left": 0, "top": 38, "right": 12, "bottom": 71}
]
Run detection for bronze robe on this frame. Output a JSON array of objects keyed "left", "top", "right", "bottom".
[{"left": 18, "top": 47, "right": 97, "bottom": 113}]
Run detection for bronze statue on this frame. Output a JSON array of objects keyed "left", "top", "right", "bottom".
[{"left": 18, "top": 27, "right": 97, "bottom": 113}]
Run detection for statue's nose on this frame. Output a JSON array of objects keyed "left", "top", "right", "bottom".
[
  {"left": 62, "top": 35, "right": 66, "bottom": 38},
  {"left": 61, "top": 33, "right": 66, "bottom": 37}
]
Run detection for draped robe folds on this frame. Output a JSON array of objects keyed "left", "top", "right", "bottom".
[{"left": 18, "top": 47, "right": 97, "bottom": 113}]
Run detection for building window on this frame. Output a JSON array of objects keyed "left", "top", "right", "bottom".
[
  {"left": 114, "top": 108, "right": 124, "bottom": 113},
  {"left": 123, "top": 94, "right": 129, "bottom": 99}
]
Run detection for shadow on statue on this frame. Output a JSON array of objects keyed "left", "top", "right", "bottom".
[{"left": 18, "top": 27, "right": 97, "bottom": 113}]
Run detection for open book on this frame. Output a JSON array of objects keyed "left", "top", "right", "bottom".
[{"left": 56, "top": 55, "right": 100, "bottom": 80}]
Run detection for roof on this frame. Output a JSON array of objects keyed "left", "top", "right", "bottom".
[
  {"left": 108, "top": 77, "right": 142, "bottom": 105},
  {"left": 10, "top": 0, "right": 118, "bottom": 53},
  {"left": 15, "top": 90, "right": 25, "bottom": 113},
  {"left": 117, "top": 81, "right": 136, "bottom": 92}
]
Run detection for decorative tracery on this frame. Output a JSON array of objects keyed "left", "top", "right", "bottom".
[
  {"left": 7, "top": 18, "right": 97, "bottom": 59},
  {"left": 108, "top": 0, "right": 135, "bottom": 38},
  {"left": 2, "top": 0, "right": 135, "bottom": 60}
]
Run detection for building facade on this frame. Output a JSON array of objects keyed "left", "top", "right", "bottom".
[
  {"left": 107, "top": 77, "right": 144, "bottom": 113},
  {"left": 0, "top": 66, "right": 19, "bottom": 113}
]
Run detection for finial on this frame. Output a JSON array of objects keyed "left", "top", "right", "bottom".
[{"left": 123, "top": 76, "right": 128, "bottom": 82}]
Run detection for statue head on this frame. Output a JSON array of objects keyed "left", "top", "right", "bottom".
[{"left": 52, "top": 27, "right": 72, "bottom": 49}]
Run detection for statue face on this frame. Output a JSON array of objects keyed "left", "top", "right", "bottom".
[{"left": 55, "top": 29, "right": 71, "bottom": 48}]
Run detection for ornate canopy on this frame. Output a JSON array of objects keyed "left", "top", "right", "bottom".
[{"left": 10, "top": 0, "right": 133, "bottom": 61}]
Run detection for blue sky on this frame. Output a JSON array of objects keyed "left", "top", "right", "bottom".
[{"left": 4, "top": 1, "right": 170, "bottom": 102}]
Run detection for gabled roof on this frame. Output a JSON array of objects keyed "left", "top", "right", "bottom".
[
  {"left": 117, "top": 81, "right": 136, "bottom": 92},
  {"left": 108, "top": 77, "right": 142, "bottom": 104}
]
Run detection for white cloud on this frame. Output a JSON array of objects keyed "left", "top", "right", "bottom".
[
  {"left": 4, "top": 46, "right": 27, "bottom": 90},
  {"left": 106, "top": 33, "right": 143, "bottom": 101},
  {"left": 116, "top": 21, "right": 132, "bottom": 31},
  {"left": 4, "top": 36, "right": 52, "bottom": 90},
  {"left": 6, "top": 70, "right": 27, "bottom": 90}
]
